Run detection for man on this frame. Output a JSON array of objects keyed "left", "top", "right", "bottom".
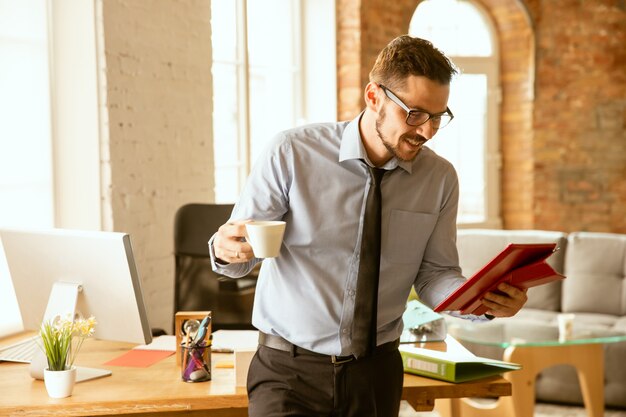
[{"left": 210, "top": 35, "right": 528, "bottom": 417}]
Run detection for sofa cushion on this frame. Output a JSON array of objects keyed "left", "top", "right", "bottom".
[
  {"left": 563, "top": 232, "right": 626, "bottom": 316},
  {"left": 508, "top": 307, "right": 559, "bottom": 323},
  {"left": 457, "top": 229, "right": 568, "bottom": 311}
]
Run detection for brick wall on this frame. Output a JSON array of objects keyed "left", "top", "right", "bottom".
[
  {"left": 100, "top": 0, "right": 214, "bottom": 333},
  {"left": 336, "top": 0, "right": 363, "bottom": 121},
  {"left": 482, "top": 0, "right": 535, "bottom": 230},
  {"left": 529, "top": 0, "right": 626, "bottom": 233},
  {"left": 337, "top": 0, "right": 626, "bottom": 233}
]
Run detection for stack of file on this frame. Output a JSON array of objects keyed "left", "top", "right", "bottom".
[{"left": 400, "top": 335, "right": 520, "bottom": 383}]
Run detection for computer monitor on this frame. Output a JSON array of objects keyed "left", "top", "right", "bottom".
[{"left": 0, "top": 227, "right": 152, "bottom": 346}]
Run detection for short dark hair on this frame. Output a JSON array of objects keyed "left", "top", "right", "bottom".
[{"left": 369, "top": 35, "right": 457, "bottom": 90}]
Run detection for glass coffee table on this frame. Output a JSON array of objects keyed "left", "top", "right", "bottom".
[{"left": 436, "top": 318, "right": 626, "bottom": 417}]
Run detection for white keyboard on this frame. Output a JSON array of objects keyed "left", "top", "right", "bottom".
[{"left": 0, "top": 336, "right": 40, "bottom": 363}]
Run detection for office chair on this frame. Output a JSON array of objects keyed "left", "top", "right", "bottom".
[{"left": 173, "top": 203, "right": 257, "bottom": 333}]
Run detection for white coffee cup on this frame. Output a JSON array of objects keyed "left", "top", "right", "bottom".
[
  {"left": 245, "top": 221, "right": 286, "bottom": 258},
  {"left": 557, "top": 313, "right": 575, "bottom": 342}
]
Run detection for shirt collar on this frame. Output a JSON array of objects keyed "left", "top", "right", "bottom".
[{"left": 338, "top": 111, "right": 413, "bottom": 174}]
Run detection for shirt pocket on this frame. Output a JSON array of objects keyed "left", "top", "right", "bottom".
[{"left": 385, "top": 209, "right": 438, "bottom": 265}]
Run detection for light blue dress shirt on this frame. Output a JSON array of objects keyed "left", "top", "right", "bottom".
[{"left": 210, "top": 114, "right": 469, "bottom": 356}]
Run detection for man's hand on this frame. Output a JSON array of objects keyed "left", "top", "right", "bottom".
[
  {"left": 213, "top": 220, "right": 254, "bottom": 264},
  {"left": 481, "top": 282, "right": 528, "bottom": 318}
]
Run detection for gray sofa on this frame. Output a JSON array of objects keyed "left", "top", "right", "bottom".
[{"left": 453, "top": 229, "right": 626, "bottom": 408}]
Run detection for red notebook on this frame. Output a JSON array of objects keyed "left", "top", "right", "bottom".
[{"left": 434, "top": 243, "right": 565, "bottom": 316}]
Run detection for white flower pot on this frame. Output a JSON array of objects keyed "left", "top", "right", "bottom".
[{"left": 44, "top": 366, "right": 77, "bottom": 398}]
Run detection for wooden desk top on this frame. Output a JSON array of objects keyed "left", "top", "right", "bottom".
[{"left": 0, "top": 334, "right": 511, "bottom": 416}]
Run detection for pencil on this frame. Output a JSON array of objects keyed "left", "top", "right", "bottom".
[{"left": 181, "top": 330, "right": 192, "bottom": 378}]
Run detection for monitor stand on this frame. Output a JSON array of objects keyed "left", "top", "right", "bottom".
[{"left": 29, "top": 281, "right": 113, "bottom": 382}]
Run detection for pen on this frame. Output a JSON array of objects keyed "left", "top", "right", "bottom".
[
  {"left": 193, "top": 314, "right": 211, "bottom": 346},
  {"left": 181, "top": 332, "right": 191, "bottom": 374}
]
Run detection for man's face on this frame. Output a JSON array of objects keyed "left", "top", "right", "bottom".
[{"left": 375, "top": 76, "right": 450, "bottom": 162}]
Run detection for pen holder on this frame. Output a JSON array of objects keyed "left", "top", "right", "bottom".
[
  {"left": 181, "top": 343, "right": 211, "bottom": 382},
  {"left": 175, "top": 311, "right": 211, "bottom": 364}
]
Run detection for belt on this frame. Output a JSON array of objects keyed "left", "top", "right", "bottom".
[{"left": 258, "top": 332, "right": 400, "bottom": 365}]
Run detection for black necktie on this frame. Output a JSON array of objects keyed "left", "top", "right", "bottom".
[{"left": 352, "top": 164, "right": 386, "bottom": 358}]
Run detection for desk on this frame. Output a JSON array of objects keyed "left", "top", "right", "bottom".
[{"left": 0, "top": 334, "right": 511, "bottom": 416}]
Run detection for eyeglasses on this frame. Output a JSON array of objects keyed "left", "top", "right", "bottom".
[{"left": 379, "top": 84, "right": 454, "bottom": 129}]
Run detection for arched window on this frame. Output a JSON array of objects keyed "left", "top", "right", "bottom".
[{"left": 410, "top": 0, "right": 501, "bottom": 227}]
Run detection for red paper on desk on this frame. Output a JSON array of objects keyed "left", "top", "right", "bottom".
[
  {"left": 104, "top": 349, "right": 174, "bottom": 367},
  {"left": 434, "top": 243, "right": 565, "bottom": 316}
]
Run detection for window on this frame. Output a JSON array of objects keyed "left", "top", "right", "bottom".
[
  {"left": 0, "top": 0, "right": 53, "bottom": 335},
  {"left": 410, "top": 0, "right": 501, "bottom": 227},
  {"left": 0, "top": 0, "right": 53, "bottom": 229},
  {"left": 0, "top": 0, "right": 102, "bottom": 335},
  {"left": 211, "top": 0, "right": 336, "bottom": 203}
]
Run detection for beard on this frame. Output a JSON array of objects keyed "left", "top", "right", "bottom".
[{"left": 375, "top": 107, "right": 427, "bottom": 162}]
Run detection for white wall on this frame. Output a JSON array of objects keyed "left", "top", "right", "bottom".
[{"left": 99, "top": 0, "right": 214, "bottom": 333}]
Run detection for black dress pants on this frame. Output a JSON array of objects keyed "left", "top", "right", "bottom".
[{"left": 247, "top": 345, "right": 404, "bottom": 417}]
